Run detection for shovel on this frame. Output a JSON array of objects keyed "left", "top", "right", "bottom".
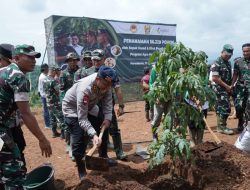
[
  {"left": 85, "top": 127, "right": 109, "bottom": 171},
  {"left": 194, "top": 100, "right": 223, "bottom": 152},
  {"left": 202, "top": 117, "right": 223, "bottom": 152}
]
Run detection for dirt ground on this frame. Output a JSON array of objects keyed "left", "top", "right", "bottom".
[{"left": 23, "top": 101, "right": 250, "bottom": 190}]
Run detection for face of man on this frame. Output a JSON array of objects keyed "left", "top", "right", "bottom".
[
  {"left": 59, "top": 36, "right": 69, "bottom": 45},
  {"left": 92, "top": 58, "right": 104, "bottom": 69},
  {"left": 49, "top": 70, "right": 57, "bottom": 77},
  {"left": 72, "top": 35, "right": 79, "bottom": 46},
  {"left": 83, "top": 58, "right": 92, "bottom": 68},
  {"left": 56, "top": 69, "right": 61, "bottom": 76},
  {"left": 97, "top": 34, "right": 105, "bottom": 45},
  {"left": 15, "top": 54, "right": 36, "bottom": 73},
  {"left": 86, "top": 34, "right": 95, "bottom": 44},
  {"left": 67, "top": 58, "right": 78, "bottom": 70},
  {"left": 221, "top": 51, "right": 232, "bottom": 61},
  {"left": 96, "top": 77, "right": 112, "bottom": 91},
  {"left": 43, "top": 67, "right": 49, "bottom": 75},
  {"left": 243, "top": 46, "right": 250, "bottom": 60}
]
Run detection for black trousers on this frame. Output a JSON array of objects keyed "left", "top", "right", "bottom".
[{"left": 65, "top": 112, "right": 109, "bottom": 160}]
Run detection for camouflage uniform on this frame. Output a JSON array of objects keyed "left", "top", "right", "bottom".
[
  {"left": 44, "top": 75, "right": 66, "bottom": 136},
  {"left": 74, "top": 66, "right": 96, "bottom": 82},
  {"left": 233, "top": 58, "right": 250, "bottom": 129},
  {"left": 211, "top": 57, "right": 232, "bottom": 130},
  {"left": 59, "top": 67, "right": 78, "bottom": 101},
  {"left": 59, "top": 65, "right": 78, "bottom": 153},
  {"left": 0, "top": 63, "right": 28, "bottom": 188}
]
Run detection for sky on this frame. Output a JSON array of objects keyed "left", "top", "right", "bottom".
[{"left": 1, "top": 0, "right": 250, "bottom": 65}]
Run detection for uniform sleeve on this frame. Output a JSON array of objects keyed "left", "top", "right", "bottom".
[
  {"left": 76, "top": 88, "right": 97, "bottom": 137},
  {"left": 233, "top": 61, "right": 239, "bottom": 75},
  {"left": 210, "top": 61, "right": 220, "bottom": 76},
  {"left": 59, "top": 72, "right": 65, "bottom": 91},
  {"left": 101, "top": 89, "right": 113, "bottom": 121},
  {"left": 9, "top": 73, "right": 30, "bottom": 102},
  {"left": 53, "top": 80, "right": 60, "bottom": 94},
  {"left": 74, "top": 69, "right": 81, "bottom": 83}
]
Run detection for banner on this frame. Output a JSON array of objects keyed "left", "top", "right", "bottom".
[{"left": 44, "top": 15, "right": 176, "bottom": 82}]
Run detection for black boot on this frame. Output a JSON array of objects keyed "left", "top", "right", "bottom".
[
  {"left": 237, "top": 117, "right": 244, "bottom": 132},
  {"left": 112, "top": 133, "right": 127, "bottom": 160},
  {"left": 60, "top": 129, "right": 65, "bottom": 139},
  {"left": 75, "top": 157, "right": 87, "bottom": 181},
  {"left": 52, "top": 127, "right": 60, "bottom": 138}
]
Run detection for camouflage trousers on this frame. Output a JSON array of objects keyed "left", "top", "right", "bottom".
[
  {"left": 245, "top": 90, "right": 250, "bottom": 126},
  {"left": 214, "top": 90, "right": 231, "bottom": 119},
  {"left": 0, "top": 154, "right": 26, "bottom": 189},
  {"left": 48, "top": 103, "right": 66, "bottom": 130},
  {"left": 233, "top": 84, "right": 247, "bottom": 120}
]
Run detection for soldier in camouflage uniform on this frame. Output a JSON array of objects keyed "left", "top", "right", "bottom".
[
  {"left": 0, "top": 44, "right": 52, "bottom": 189},
  {"left": 232, "top": 43, "right": 250, "bottom": 131},
  {"left": 74, "top": 49, "right": 127, "bottom": 160},
  {"left": 44, "top": 65, "right": 67, "bottom": 138},
  {"left": 59, "top": 52, "right": 79, "bottom": 158},
  {"left": 59, "top": 52, "right": 80, "bottom": 100},
  {"left": 74, "top": 51, "right": 93, "bottom": 82},
  {"left": 211, "top": 44, "right": 234, "bottom": 135}
]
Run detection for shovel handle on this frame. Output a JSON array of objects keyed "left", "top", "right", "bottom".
[
  {"left": 203, "top": 117, "right": 222, "bottom": 145},
  {"left": 194, "top": 100, "right": 222, "bottom": 145},
  {"left": 86, "top": 127, "right": 105, "bottom": 156}
]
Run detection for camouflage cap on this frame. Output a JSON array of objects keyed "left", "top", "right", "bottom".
[
  {"left": 14, "top": 44, "right": 41, "bottom": 58},
  {"left": 49, "top": 64, "right": 60, "bottom": 71},
  {"left": 82, "top": 51, "right": 92, "bottom": 59},
  {"left": 65, "top": 52, "right": 80, "bottom": 62},
  {"left": 222, "top": 44, "right": 234, "bottom": 55},
  {"left": 0, "top": 44, "right": 14, "bottom": 59},
  {"left": 92, "top": 49, "right": 105, "bottom": 60},
  {"left": 97, "top": 65, "right": 117, "bottom": 84}
]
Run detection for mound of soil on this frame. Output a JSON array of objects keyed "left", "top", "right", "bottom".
[
  {"left": 25, "top": 104, "right": 249, "bottom": 190},
  {"left": 67, "top": 142, "right": 250, "bottom": 190}
]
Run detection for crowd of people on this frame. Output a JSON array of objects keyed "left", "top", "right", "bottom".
[
  {"left": 54, "top": 29, "right": 113, "bottom": 67},
  {"left": 0, "top": 41, "right": 250, "bottom": 189},
  {"left": 0, "top": 42, "right": 127, "bottom": 188}
]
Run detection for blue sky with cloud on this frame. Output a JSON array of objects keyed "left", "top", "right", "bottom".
[{"left": 1, "top": 0, "right": 250, "bottom": 64}]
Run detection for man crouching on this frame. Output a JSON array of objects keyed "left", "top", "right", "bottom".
[{"left": 62, "top": 65, "right": 117, "bottom": 180}]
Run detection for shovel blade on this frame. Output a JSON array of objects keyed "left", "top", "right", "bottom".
[
  {"left": 85, "top": 155, "right": 109, "bottom": 171},
  {"left": 203, "top": 142, "right": 223, "bottom": 153}
]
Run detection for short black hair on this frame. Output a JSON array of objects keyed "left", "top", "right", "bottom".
[
  {"left": 40, "top": 64, "right": 48, "bottom": 72},
  {"left": 242, "top": 43, "right": 250, "bottom": 49}
]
